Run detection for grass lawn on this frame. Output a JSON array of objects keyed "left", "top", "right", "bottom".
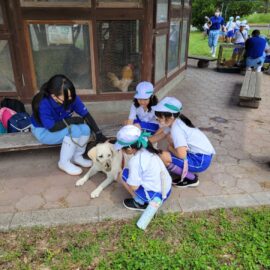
[
  {"left": 0, "top": 207, "right": 270, "bottom": 269},
  {"left": 243, "top": 13, "right": 270, "bottom": 24}
]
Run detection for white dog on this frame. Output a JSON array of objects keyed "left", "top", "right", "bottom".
[{"left": 75, "top": 142, "right": 128, "bottom": 198}]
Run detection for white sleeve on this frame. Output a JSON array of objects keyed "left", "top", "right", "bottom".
[
  {"left": 128, "top": 104, "right": 137, "bottom": 120},
  {"left": 171, "top": 124, "right": 188, "bottom": 149},
  {"left": 127, "top": 158, "right": 142, "bottom": 187}
]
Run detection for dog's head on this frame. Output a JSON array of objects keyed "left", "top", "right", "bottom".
[{"left": 88, "top": 142, "right": 115, "bottom": 172}]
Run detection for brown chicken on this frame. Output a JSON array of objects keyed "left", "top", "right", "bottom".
[{"left": 107, "top": 64, "right": 134, "bottom": 92}]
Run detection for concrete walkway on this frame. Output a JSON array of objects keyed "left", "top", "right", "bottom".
[{"left": 1, "top": 61, "right": 270, "bottom": 231}]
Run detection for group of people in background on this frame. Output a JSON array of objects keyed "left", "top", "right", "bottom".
[{"left": 203, "top": 9, "right": 270, "bottom": 72}]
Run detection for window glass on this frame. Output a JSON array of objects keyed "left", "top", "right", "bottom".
[
  {"left": 171, "top": 0, "right": 181, "bottom": 9},
  {"left": 29, "top": 23, "right": 92, "bottom": 90},
  {"left": 180, "top": 20, "right": 188, "bottom": 66},
  {"left": 96, "top": 0, "right": 142, "bottom": 8},
  {"left": 155, "top": 35, "right": 166, "bottom": 83},
  {"left": 156, "top": 0, "right": 168, "bottom": 23},
  {"left": 168, "top": 19, "right": 180, "bottom": 72},
  {"left": 96, "top": 20, "right": 142, "bottom": 93},
  {"left": 21, "top": 0, "right": 91, "bottom": 7},
  {"left": 0, "top": 40, "right": 16, "bottom": 92}
]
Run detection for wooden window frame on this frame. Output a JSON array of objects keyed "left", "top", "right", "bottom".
[{"left": 24, "top": 20, "right": 96, "bottom": 95}]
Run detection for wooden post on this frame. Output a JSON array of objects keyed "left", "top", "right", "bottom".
[{"left": 141, "top": 0, "right": 153, "bottom": 82}]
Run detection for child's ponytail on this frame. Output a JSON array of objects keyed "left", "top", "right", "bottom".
[
  {"left": 179, "top": 114, "right": 195, "bottom": 128},
  {"left": 31, "top": 80, "right": 50, "bottom": 125}
]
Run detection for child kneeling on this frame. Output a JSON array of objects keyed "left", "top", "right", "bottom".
[{"left": 114, "top": 125, "right": 172, "bottom": 212}]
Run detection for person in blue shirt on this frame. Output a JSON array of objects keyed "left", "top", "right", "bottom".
[
  {"left": 207, "top": 9, "right": 225, "bottom": 57},
  {"left": 245, "top": 30, "right": 268, "bottom": 72},
  {"left": 31, "top": 74, "right": 107, "bottom": 176}
]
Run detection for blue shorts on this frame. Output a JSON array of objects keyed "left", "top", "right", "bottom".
[
  {"left": 246, "top": 55, "right": 266, "bottom": 68},
  {"left": 31, "top": 123, "right": 90, "bottom": 145},
  {"left": 233, "top": 43, "right": 245, "bottom": 54},
  {"left": 170, "top": 152, "right": 213, "bottom": 173},
  {"left": 226, "top": 30, "right": 234, "bottom": 38},
  {"left": 134, "top": 119, "right": 159, "bottom": 135},
  {"left": 122, "top": 168, "right": 171, "bottom": 203}
]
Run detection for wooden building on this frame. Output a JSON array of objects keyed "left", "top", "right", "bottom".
[{"left": 0, "top": 0, "right": 191, "bottom": 104}]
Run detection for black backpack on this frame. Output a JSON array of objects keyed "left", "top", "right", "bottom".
[{"left": 0, "top": 98, "right": 26, "bottom": 113}]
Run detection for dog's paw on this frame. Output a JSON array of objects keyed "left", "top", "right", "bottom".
[
  {"left": 75, "top": 178, "right": 86, "bottom": 186},
  {"left": 90, "top": 189, "right": 101, "bottom": 198}
]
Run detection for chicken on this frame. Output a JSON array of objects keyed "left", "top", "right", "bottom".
[{"left": 107, "top": 64, "right": 134, "bottom": 92}]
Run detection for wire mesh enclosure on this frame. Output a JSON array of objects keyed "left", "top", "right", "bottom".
[
  {"left": 96, "top": 20, "right": 142, "bottom": 93},
  {"left": 217, "top": 44, "right": 245, "bottom": 72}
]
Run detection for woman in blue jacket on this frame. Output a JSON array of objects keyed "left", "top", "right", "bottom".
[{"left": 31, "top": 74, "right": 107, "bottom": 176}]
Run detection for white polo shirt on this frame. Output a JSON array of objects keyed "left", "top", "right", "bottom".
[
  {"left": 233, "top": 30, "right": 248, "bottom": 43},
  {"left": 127, "top": 148, "right": 172, "bottom": 194},
  {"left": 128, "top": 104, "right": 158, "bottom": 124},
  {"left": 226, "top": 21, "right": 235, "bottom": 32},
  {"left": 169, "top": 119, "right": 215, "bottom": 155}
]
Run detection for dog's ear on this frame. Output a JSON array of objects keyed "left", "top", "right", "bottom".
[
  {"left": 108, "top": 143, "right": 115, "bottom": 157},
  {"left": 88, "top": 146, "right": 97, "bottom": 161}
]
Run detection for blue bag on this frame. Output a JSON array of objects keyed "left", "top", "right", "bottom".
[
  {"left": 0, "top": 122, "right": 7, "bottom": 134},
  {"left": 7, "top": 112, "right": 31, "bottom": 133}
]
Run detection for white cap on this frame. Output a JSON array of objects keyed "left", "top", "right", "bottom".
[
  {"left": 240, "top": 22, "right": 246, "bottom": 27},
  {"left": 134, "top": 81, "right": 154, "bottom": 99},
  {"left": 242, "top": 20, "right": 247, "bottom": 24},
  {"left": 151, "top": 97, "right": 182, "bottom": 113},
  {"left": 236, "top": 16, "right": 240, "bottom": 19},
  {"left": 114, "top": 125, "right": 148, "bottom": 150}
]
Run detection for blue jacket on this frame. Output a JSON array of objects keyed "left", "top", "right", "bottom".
[
  {"left": 245, "top": 36, "right": 267, "bottom": 59},
  {"left": 210, "top": 16, "right": 224, "bottom": 31},
  {"left": 31, "top": 96, "right": 88, "bottom": 129}
]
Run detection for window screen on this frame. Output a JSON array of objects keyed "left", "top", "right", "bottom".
[
  {"left": 180, "top": 20, "right": 188, "bottom": 66},
  {"left": 29, "top": 23, "right": 92, "bottom": 91},
  {"left": 0, "top": 40, "right": 16, "bottom": 92},
  {"left": 96, "top": 20, "right": 142, "bottom": 93},
  {"left": 96, "top": 0, "right": 142, "bottom": 8},
  {"left": 21, "top": 0, "right": 91, "bottom": 7},
  {"left": 155, "top": 35, "right": 166, "bottom": 83},
  {"left": 168, "top": 19, "right": 180, "bottom": 72}
]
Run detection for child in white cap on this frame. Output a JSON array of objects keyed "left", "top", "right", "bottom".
[
  {"left": 151, "top": 97, "right": 215, "bottom": 188},
  {"left": 114, "top": 125, "right": 172, "bottom": 211},
  {"left": 126, "top": 81, "right": 159, "bottom": 135}
]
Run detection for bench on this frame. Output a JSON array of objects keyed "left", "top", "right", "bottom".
[
  {"left": 0, "top": 124, "right": 121, "bottom": 153},
  {"left": 239, "top": 70, "right": 262, "bottom": 108},
  {"left": 188, "top": 55, "right": 217, "bottom": 68}
]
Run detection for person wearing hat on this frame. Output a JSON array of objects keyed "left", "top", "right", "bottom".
[
  {"left": 125, "top": 81, "right": 159, "bottom": 135},
  {"left": 225, "top": 16, "right": 236, "bottom": 43},
  {"left": 151, "top": 97, "right": 215, "bottom": 188},
  {"left": 232, "top": 22, "right": 248, "bottom": 65},
  {"left": 235, "top": 16, "right": 241, "bottom": 33},
  {"left": 115, "top": 125, "right": 172, "bottom": 211}
]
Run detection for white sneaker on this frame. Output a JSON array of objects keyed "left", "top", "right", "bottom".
[{"left": 212, "top": 53, "right": 216, "bottom": 58}]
